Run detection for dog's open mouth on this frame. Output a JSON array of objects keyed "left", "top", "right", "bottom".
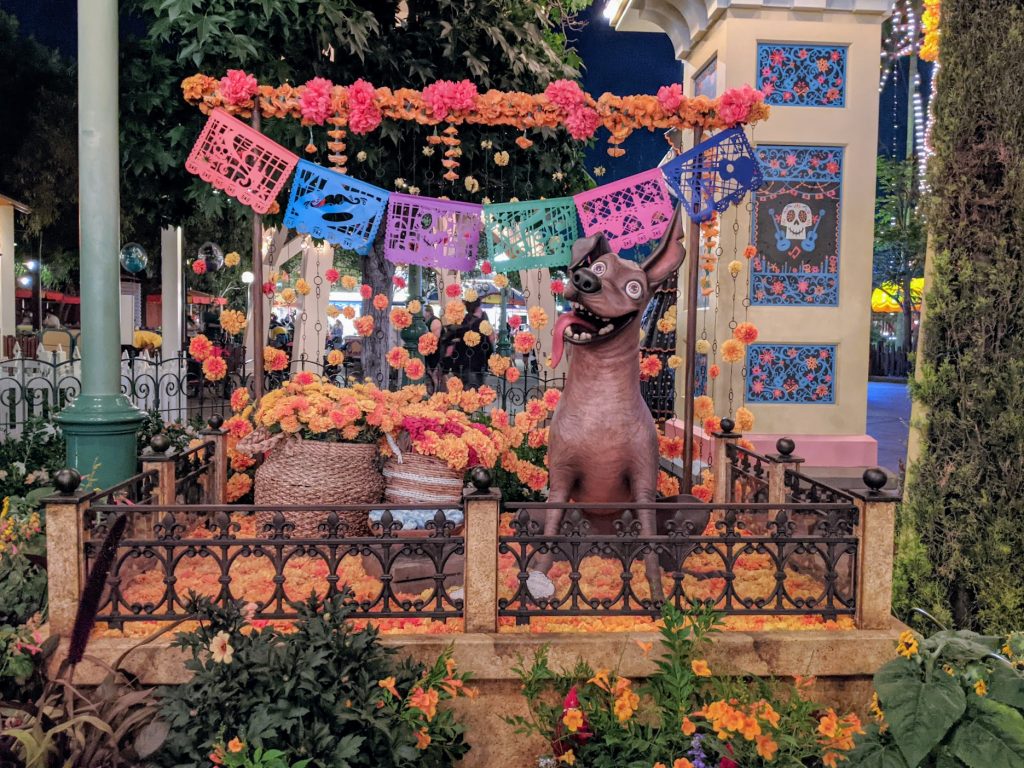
[{"left": 551, "top": 304, "right": 637, "bottom": 366}]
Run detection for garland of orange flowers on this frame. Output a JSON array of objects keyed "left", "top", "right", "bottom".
[
  {"left": 182, "top": 73, "right": 770, "bottom": 178},
  {"left": 920, "top": 0, "right": 940, "bottom": 63}
]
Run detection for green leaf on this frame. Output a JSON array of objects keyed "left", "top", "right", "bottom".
[
  {"left": 848, "top": 734, "right": 911, "bottom": 768},
  {"left": 987, "top": 664, "right": 1024, "bottom": 711},
  {"left": 875, "top": 658, "right": 966, "bottom": 767},
  {"left": 950, "top": 697, "right": 1024, "bottom": 768}
]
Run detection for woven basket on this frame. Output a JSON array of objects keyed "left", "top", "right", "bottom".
[
  {"left": 383, "top": 453, "right": 464, "bottom": 506},
  {"left": 253, "top": 438, "right": 383, "bottom": 538}
]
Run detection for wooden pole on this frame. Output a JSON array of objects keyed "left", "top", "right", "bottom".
[
  {"left": 250, "top": 101, "right": 265, "bottom": 401},
  {"left": 680, "top": 127, "right": 703, "bottom": 494}
]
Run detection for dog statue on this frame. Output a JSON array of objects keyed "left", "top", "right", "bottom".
[{"left": 527, "top": 206, "right": 688, "bottom": 601}]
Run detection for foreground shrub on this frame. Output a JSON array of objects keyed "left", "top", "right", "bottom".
[
  {"left": 849, "top": 620, "right": 1024, "bottom": 768},
  {"left": 158, "top": 593, "right": 472, "bottom": 767},
  {"left": 508, "top": 603, "right": 861, "bottom": 767}
]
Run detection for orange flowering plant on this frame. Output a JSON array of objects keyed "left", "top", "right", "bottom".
[
  {"left": 508, "top": 603, "right": 862, "bottom": 768},
  {"left": 160, "top": 593, "right": 471, "bottom": 766}
]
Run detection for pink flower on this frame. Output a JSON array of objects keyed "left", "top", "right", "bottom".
[
  {"left": 545, "top": 79, "right": 587, "bottom": 110},
  {"left": 422, "top": 79, "right": 479, "bottom": 120},
  {"left": 480, "top": 261, "right": 493, "bottom": 275},
  {"left": 392, "top": 275, "right": 406, "bottom": 289},
  {"left": 717, "top": 85, "right": 765, "bottom": 126},
  {"left": 656, "top": 83, "right": 684, "bottom": 113},
  {"left": 550, "top": 279, "right": 565, "bottom": 294},
  {"left": 219, "top": 70, "right": 258, "bottom": 106},
  {"left": 192, "top": 259, "right": 208, "bottom": 276},
  {"left": 325, "top": 268, "right": 340, "bottom": 284},
  {"left": 565, "top": 106, "right": 601, "bottom": 140},
  {"left": 299, "top": 77, "right": 333, "bottom": 125},
  {"left": 347, "top": 79, "right": 382, "bottom": 134}
]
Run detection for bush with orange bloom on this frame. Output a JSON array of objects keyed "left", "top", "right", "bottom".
[
  {"left": 513, "top": 331, "right": 536, "bottom": 354},
  {"left": 263, "top": 347, "right": 289, "bottom": 372},
  {"left": 639, "top": 354, "right": 662, "bottom": 380},
  {"left": 354, "top": 315, "right": 375, "bottom": 336},
  {"left": 372, "top": 293, "right": 390, "bottom": 311},
  {"left": 735, "top": 406, "right": 755, "bottom": 432},
  {"left": 418, "top": 333, "right": 439, "bottom": 355},
  {"left": 527, "top": 305, "right": 549, "bottom": 330},
  {"left": 408, "top": 687, "right": 439, "bottom": 721},
  {"left": 720, "top": 338, "right": 745, "bottom": 363},
  {"left": 230, "top": 388, "right": 250, "bottom": 412},
  {"left": 404, "top": 358, "right": 426, "bottom": 380},
  {"left": 733, "top": 322, "right": 759, "bottom": 344},
  {"left": 387, "top": 346, "right": 411, "bottom": 368},
  {"left": 691, "top": 659, "right": 712, "bottom": 677},
  {"left": 189, "top": 334, "right": 214, "bottom": 362},
  {"left": 203, "top": 355, "right": 228, "bottom": 381}
]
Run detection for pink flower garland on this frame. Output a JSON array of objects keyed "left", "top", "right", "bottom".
[
  {"left": 717, "top": 85, "right": 765, "bottom": 127},
  {"left": 545, "top": 79, "right": 599, "bottom": 140},
  {"left": 422, "top": 79, "right": 479, "bottom": 120},
  {"left": 347, "top": 79, "right": 382, "bottom": 134},
  {"left": 300, "top": 77, "right": 334, "bottom": 125},
  {"left": 220, "top": 70, "right": 258, "bottom": 106},
  {"left": 656, "top": 83, "right": 684, "bottom": 113},
  {"left": 544, "top": 79, "right": 587, "bottom": 109}
]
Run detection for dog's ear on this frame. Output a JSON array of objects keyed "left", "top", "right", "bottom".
[
  {"left": 641, "top": 204, "right": 687, "bottom": 287},
  {"left": 570, "top": 232, "right": 611, "bottom": 267}
]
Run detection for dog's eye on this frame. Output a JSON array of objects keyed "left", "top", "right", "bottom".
[
  {"left": 625, "top": 280, "right": 643, "bottom": 299},
  {"left": 590, "top": 261, "right": 607, "bottom": 276}
]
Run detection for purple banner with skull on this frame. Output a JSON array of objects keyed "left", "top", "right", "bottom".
[{"left": 749, "top": 145, "right": 843, "bottom": 307}]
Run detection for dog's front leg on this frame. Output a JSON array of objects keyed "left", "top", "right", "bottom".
[
  {"left": 631, "top": 472, "right": 666, "bottom": 604},
  {"left": 526, "top": 467, "right": 573, "bottom": 601}
]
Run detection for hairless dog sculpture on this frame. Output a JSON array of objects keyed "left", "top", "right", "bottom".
[{"left": 527, "top": 206, "right": 688, "bottom": 601}]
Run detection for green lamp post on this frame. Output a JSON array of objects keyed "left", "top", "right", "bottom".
[{"left": 56, "top": 0, "right": 144, "bottom": 488}]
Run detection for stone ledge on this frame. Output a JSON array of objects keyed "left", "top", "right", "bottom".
[{"left": 52, "top": 622, "right": 904, "bottom": 687}]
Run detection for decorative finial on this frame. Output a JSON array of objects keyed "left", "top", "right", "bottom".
[{"left": 54, "top": 468, "right": 82, "bottom": 496}]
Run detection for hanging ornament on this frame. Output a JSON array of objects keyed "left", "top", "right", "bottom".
[
  {"left": 197, "top": 242, "right": 225, "bottom": 271},
  {"left": 119, "top": 242, "right": 148, "bottom": 274}
]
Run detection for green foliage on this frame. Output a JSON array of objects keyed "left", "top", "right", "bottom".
[
  {"left": 898, "top": 0, "right": 1024, "bottom": 633},
  {"left": 873, "top": 157, "right": 926, "bottom": 352},
  {"left": 0, "top": 420, "right": 65, "bottom": 499},
  {"left": 849, "top": 625, "right": 1024, "bottom": 768},
  {"left": 0, "top": 12, "right": 79, "bottom": 291},
  {"left": 506, "top": 603, "right": 854, "bottom": 767},
  {"left": 157, "top": 593, "right": 472, "bottom": 767},
  {"left": 213, "top": 742, "right": 311, "bottom": 768}
]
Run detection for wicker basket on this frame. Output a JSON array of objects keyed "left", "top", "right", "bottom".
[
  {"left": 253, "top": 438, "right": 383, "bottom": 537},
  {"left": 383, "top": 453, "right": 464, "bottom": 506}
]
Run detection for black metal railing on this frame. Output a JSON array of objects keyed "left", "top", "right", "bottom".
[
  {"left": 498, "top": 501, "right": 859, "bottom": 621},
  {"left": 784, "top": 469, "right": 856, "bottom": 505},
  {"left": 84, "top": 469, "right": 160, "bottom": 507},
  {"left": 725, "top": 443, "right": 769, "bottom": 503},
  {"left": 83, "top": 503, "right": 465, "bottom": 628},
  {"left": 173, "top": 439, "right": 216, "bottom": 504}
]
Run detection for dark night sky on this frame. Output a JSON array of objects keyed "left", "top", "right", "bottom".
[{"left": 3, "top": 1, "right": 916, "bottom": 163}]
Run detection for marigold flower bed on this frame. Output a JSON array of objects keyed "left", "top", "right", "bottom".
[{"left": 94, "top": 515, "right": 854, "bottom": 639}]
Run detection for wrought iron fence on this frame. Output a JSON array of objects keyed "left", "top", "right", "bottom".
[
  {"left": 725, "top": 443, "right": 769, "bottom": 503},
  {"left": 173, "top": 439, "right": 216, "bottom": 504},
  {"left": 83, "top": 503, "right": 466, "bottom": 628},
  {"left": 784, "top": 469, "right": 856, "bottom": 505},
  {"left": 498, "top": 500, "right": 859, "bottom": 621}
]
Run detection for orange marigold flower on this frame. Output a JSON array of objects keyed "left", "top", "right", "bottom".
[
  {"left": 735, "top": 406, "right": 755, "bottom": 432},
  {"left": 733, "top": 322, "right": 759, "bottom": 344},
  {"left": 189, "top": 334, "right": 213, "bottom": 362},
  {"left": 527, "top": 305, "right": 549, "bottom": 330},
  {"left": 226, "top": 737, "right": 245, "bottom": 753},
  {"left": 220, "top": 309, "right": 247, "bottom": 336},
  {"left": 203, "top": 356, "right": 228, "bottom": 381},
  {"left": 720, "top": 338, "right": 745, "bottom": 363},
  {"left": 405, "top": 358, "right": 426, "bottom": 380},
  {"left": 408, "top": 686, "right": 439, "bottom": 721},
  {"left": 373, "top": 293, "right": 390, "bottom": 311},
  {"left": 225, "top": 473, "right": 252, "bottom": 502},
  {"left": 354, "top": 315, "right": 375, "bottom": 336},
  {"left": 295, "top": 278, "right": 311, "bottom": 296},
  {"left": 756, "top": 736, "right": 778, "bottom": 761},
  {"left": 342, "top": 306, "right": 356, "bottom": 320},
  {"left": 694, "top": 395, "right": 715, "bottom": 421},
  {"left": 390, "top": 307, "right": 413, "bottom": 329},
  {"left": 513, "top": 332, "right": 536, "bottom": 354},
  {"left": 341, "top": 275, "right": 358, "bottom": 290},
  {"left": 418, "top": 333, "right": 439, "bottom": 355},
  {"left": 640, "top": 354, "right": 662, "bottom": 380},
  {"left": 543, "top": 388, "right": 561, "bottom": 410},
  {"left": 230, "top": 388, "right": 250, "bottom": 413},
  {"left": 360, "top": 284, "right": 373, "bottom": 299},
  {"left": 691, "top": 659, "right": 711, "bottom": 677},
  {"left": 505, "top": 367, "right": 521, "bottom": 383},
  {"left": 293, "top": 371, "right": 316, "bottom": 385},
  {"left": 327, "top": 349, "right": 344, "bottom": 366},
  {"left": 674, "top": 760, "right": 694, "bottom": 768},
  {"left": 387, "top": 346, "right": 411, "bottom": 368},
  {"left": 681, "top": 716, "right": 697, "bottom": 736},
  {"left": 263, "top": 347, "right": 289, "bottom": 372},
  {"left": 743, "top": 244, "right": 757, "bottom": 259},
  {"left": 708, "top": 363, "right": 721, "bottom": 379},
  {"left": 516, "top": 135, "right": 534, "bottom": 149},
  {"left": 488, "top": 354, "right": 511, "bottom": 376}
]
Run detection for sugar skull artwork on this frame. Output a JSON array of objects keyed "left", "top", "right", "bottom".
[{"left": 750, "top": 145, "right": 843, "bottom": 306}]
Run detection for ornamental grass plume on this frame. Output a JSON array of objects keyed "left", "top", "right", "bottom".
[{"left": 68, "top": 512, "right": 128, "bottom": 664}]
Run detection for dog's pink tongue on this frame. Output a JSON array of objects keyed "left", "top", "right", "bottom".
[{"left": 551, "top": 312, "right": 595, "bottom": 368}]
